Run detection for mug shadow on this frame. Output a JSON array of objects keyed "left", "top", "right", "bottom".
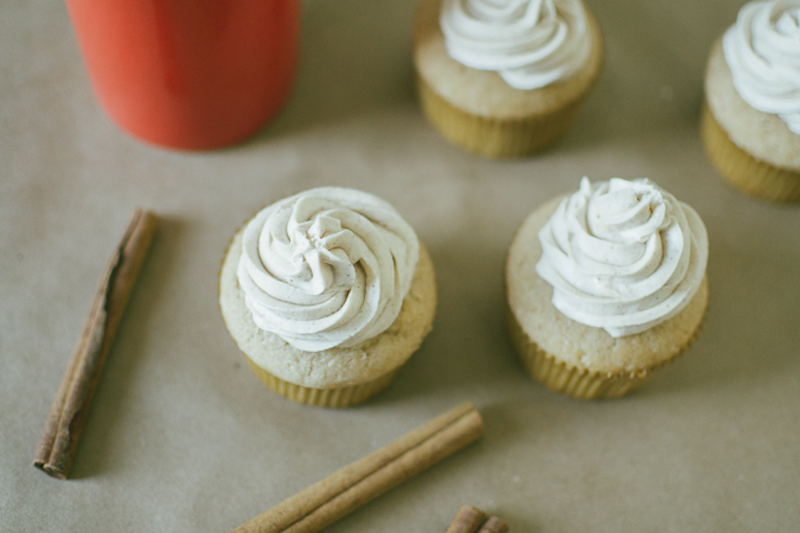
[
  {"left": 246, "top": 0, "right": 421, "bottom": 145},
  {"left": 374, "top": 239, "right": 519, "bottom": 407}
]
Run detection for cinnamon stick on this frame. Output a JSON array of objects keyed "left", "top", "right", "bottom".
[
  {"left": 447, "top": 506, "right": 510, "bottom": 533},
  {"left": 477, "top": 516, "right": 510, "bottom": 533},
  {"left": 231, "top": 401, "right": 484, "bottom": 533},
  {"left": 446, "top": 505, "right": 488, "bottom": 533},
  {"left": 33, "top": 209, "right": 157, "bottom": 479}
]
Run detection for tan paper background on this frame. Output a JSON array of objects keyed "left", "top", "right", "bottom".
[{"left": 2, "top": 0, "right": 799, "bottom": 531}]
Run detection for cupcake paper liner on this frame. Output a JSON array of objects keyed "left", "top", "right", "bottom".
[
  {"left": 417, "top": 76, "right": 584, "bottom": 158},
  {"left": 243, "top": 354, "right": 401, "bottom": 408},
  {"left": 218, "top": 229, "right": 406, "bottom": 408},
  {"left": 701, "top": 104, "right": 800, "bottom": 203},
  {"left": 506, "top": 305, "right": 700, "bottom": 400}
]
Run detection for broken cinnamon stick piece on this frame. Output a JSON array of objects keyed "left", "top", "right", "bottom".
[
  {"left": 230, "top": 401, "right": 484, "bottom": 533},
  {"left": 477, "top": 516, "right": 510, "bottom": 533},
  {"left": 446, "top": 505, "right": 488, "bottom": 533},
  {"left": 33, "top": 209, "right": 157, "bottom": 479}
]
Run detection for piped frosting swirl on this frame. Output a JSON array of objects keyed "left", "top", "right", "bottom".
[
  {"left": 440, "top": 0, "right": 592, "bottom": 90},
  {"left": 237, "top": 187, "right": 419, "bottom": 352},
  {"left": 536, "top": 178, "right": 708, "bottom": 337},
  {"left": 723, "top": 0, "right": 800, "bottom": 134}
]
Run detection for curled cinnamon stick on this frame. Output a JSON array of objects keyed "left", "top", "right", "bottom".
[
  {"left": 231, "top": 402, "right": 484, "bottom": 533},
  {"left": 33, "top": 209, "right": 157, "bottom": 479},
  {"left": 477, "top": 516, "right": 510, "bottom": 533},
  {"left": 447, "top": 505, "right": 487, "bottom": 533},
  {"left": 447, "top": 506, "right": 510, "bottom": 533}
]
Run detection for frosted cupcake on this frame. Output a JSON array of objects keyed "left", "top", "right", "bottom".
[
  {"left": 506, "top": 178, "right": 709, "bottom": 399},
  {"left": 413, "top": 0, "right": 604, "bottom": 158},
  {"left": 701, "top": 0, "right": 800, "bottom": 202},
  {"left": 219, "top": 187, "right": 437, "bottom": 407}
]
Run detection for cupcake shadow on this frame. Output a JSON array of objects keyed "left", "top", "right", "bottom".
[
  {"left": 377, "top": 241, "right": 517, "bottom": 404},
  {"left": 646, "top": 232, "right": 799, "bottom": 396}
]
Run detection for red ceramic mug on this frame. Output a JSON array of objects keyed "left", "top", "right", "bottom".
[{"left": 65, "top": 0, "right": 300, "bottom": 150}]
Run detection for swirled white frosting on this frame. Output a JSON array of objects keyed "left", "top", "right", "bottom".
[
  {"left": 723, "top": 0, "right": 800, "bottom": 134},
  {"left": 237, "top": 187, "right": 420, "bottom": 352},
  {"left": 536, "top": 178, "right": 708, "bottom": 337},
  {"left": 439, "top": 0, "right": 592, "bottom": 90}
]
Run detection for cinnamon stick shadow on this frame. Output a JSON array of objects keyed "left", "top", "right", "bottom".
[{"left": 33, "top": 209, "right": 158, "bottom": 479}]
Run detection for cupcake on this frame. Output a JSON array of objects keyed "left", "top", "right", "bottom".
[
  {"left": 701, "top": 0, "right": 800, "bottom": 202},
  {"left": 506, "top": 177, "right": 709, "bottom": 399},
  {"left": 413, "top": 0, "right": 604, "bottom": 158},
  {"left": 219, "top": 187, "right": 436, "bottom": 407}
]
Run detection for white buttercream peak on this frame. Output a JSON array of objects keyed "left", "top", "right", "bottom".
[
  {"left": 723, "top": 0, "right": 800, "bottom": 134},
  {"left": 440, "top": 0, "right": 592, "bottom": 90},
  {"left": 237, "top": 187, "right": 419, "bottom": 352},
  {"left": 536, "top": 178, "right": 708, "bottom": 337}
]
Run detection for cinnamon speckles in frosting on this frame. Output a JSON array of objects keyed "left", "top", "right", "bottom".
[
  {"left": 536, "top": 178, "right": 708, "bottom": 337},
  {"left": 237, "top": 187, "right": 419, "bottom": 352},
  {"left": 723, "top": 0, "right": 800, "bottom": 134},
  {"left": 440, "top": 0, "right": 592, "bottom": 90}
]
